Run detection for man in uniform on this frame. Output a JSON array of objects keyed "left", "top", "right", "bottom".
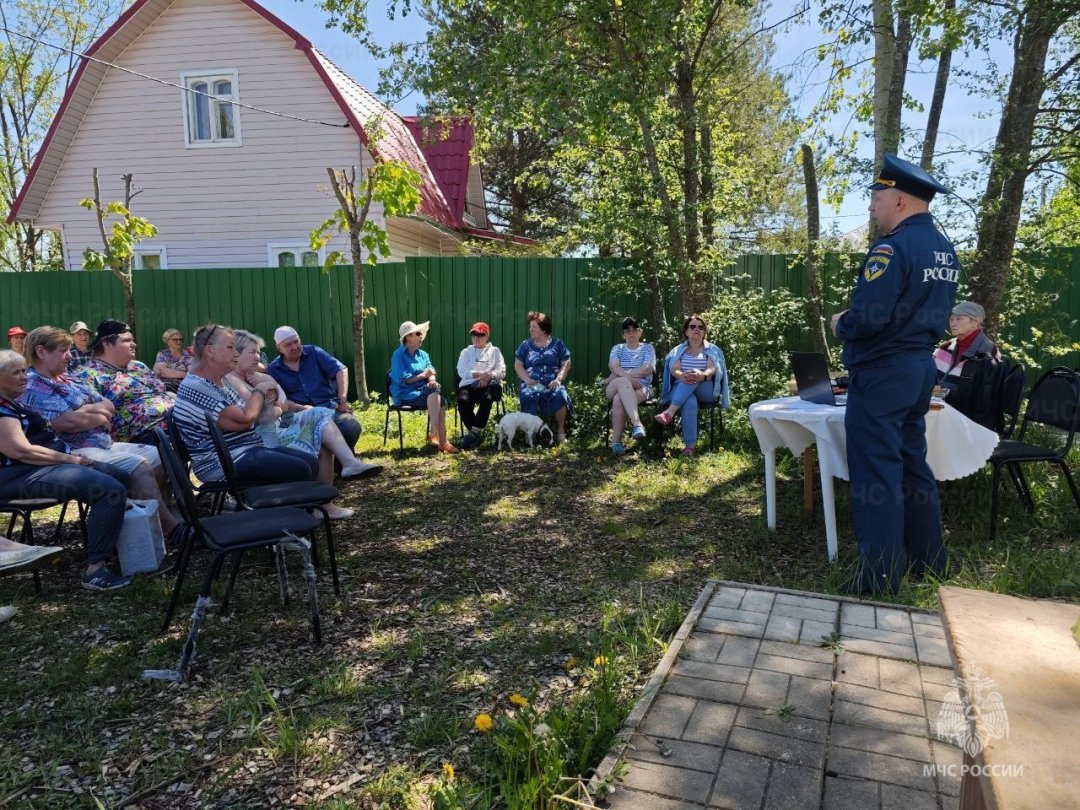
[{"left": 830, "top": 154, "right": 959, "bottom": 595}]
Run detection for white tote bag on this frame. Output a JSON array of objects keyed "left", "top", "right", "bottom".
[{"left": 116, "top": 499, "right": 166, "bottom": 576}]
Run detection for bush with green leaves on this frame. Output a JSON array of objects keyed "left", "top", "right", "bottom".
[
  {"left": 565, "top": 379, "right": 611, "bottom": 448},
  {"left": 704, "top": 283, "right": 809, "bottom": 440}
]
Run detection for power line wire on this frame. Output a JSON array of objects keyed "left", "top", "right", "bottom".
[{"left": 1, "top": 25, "right": 351, "bottom": 129}]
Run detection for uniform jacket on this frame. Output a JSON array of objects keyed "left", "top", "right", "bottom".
[{"left": 835, "top": 212, "right": 958, "bottom": 369}]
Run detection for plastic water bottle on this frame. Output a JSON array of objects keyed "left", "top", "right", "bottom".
[{"left": 257, "top": 423, "right": 280, "bottom": 448}]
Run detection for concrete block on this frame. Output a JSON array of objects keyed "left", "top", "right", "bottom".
[
  {"left": 830, "top": 722, "right": 933, "bottom": 762},
  {"left": 698, "top": 617, "right": 766, "bottom": 638},
  {"left": 915, "top": 634, "right": 953, "bottom": 668},
  {"left": 836, "top": 681, "right": 927, "bottom": 716},
  {"left": 639, "top": 693, "right": 697, "bottom": 739},
  {"left": 742, "top": 669, "right": 790, "bottom": 710},
  {"left": 665, "top": 674, "right": 746, "bottom": 704},
  {"left": 828, "top": 747, "right": 937, "bottom": 791},
  {"left": 734, "top": 705, "right": 827, "bottom": 743},
  {"left": 775, "top": 593, "right": 838, "bottom": 612},
  {"left": 755, "top": 652, "right": 834, "bottom": 681},
  {"left": 837, "top": 651, "right": 879, "bottom": 688},
  {"left": 740, "top": 589, "right": 776, "bottom": 613},
  {"left": 682, "top": 700, "right": 737, "bottom": 746},
  {"left": 799, "top": 619, "right": 837, "bottom": 647},
  {"left": 758, "top": 639, "right": 835, "bottom": 664},
  {"left": 833, "top": 699, "right": 928, "bottom": 736},
  {"left": 842, "top": 637, "right": 917, "bottom": 662},
  {"left": 710, "top": 586, "right": 747, "bottom": 608},
  {"left": 618, "top": 759, "right": 714, "bottom": 804},
  {"left": 880, "top": 783, "right": 940, "bottom": 810},
  {"left": 842, "top": 602, "right": 877, "bottom": 628},
  {"left": 763, "top": 614, "right": 802, "bottom": 643},
  {"left": 785, "top": 675, "right": 833, "bottom": 720},
  {"left": 909, "top": 611, "right": 943, "bottom": 627},
  {"left": 604, "top": 788, "right": 701, "bottom": 810},
  {"left": 771, "top": 602, "right": 838, "bottom": 624},
  {"left": 877, "top": 658, "right": 923, "bottom": 697},
  {"left": 823, "top": 775, "right": 879, "bottom": 810},
  {"left": 875, "top": 607, "right": 913, "bottom": 633},
  {"left": 625, "top": 732, "right": 724, "bottom": 773},
  {"left": 708, "top": 750, "right": 770, "bottom": 809},
  {"left": 672, "top": 658, "right": 751, "bottom": 685},
  {"left": 840, "top": 622, "right": 915, "bottom": 648},
  {"left": 716, "top": 635, "right": 761, "bottom": 667},
  {"left": 703, "top": 604, "right": 769, "bottom": 625},
  {"left": 681, "top": 633, "right": 725, "bottom": 663},
  {"left": 763, "top": 762, "right": 822, "bottom": 810},
  {"left": 727, "top": 725, "right": 825, "bottom": 770}
]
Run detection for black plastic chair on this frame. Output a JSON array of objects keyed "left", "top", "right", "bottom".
[
  {"left": 165, "top": 410, "right": 231, "bottom": 514},
  {"left": 382, "top": 372, "right": 431, "bottom": 450},
  {"left": 0, "top": 498, "right": 83, "bottom": 593},
  {"left": 987, "top": 367, "right": 1080, "bottom": 541},
  {"left": 148, "top": 427, "right": 323, "bottom": 682},
  {"left": 453, "top": 372, "right": 506, "bottom": 436},
  {"left": 203, "top": 413, "right": 342, "bottom": 599},
  {"left": 997, "top": 360, "right": 1027, "bottom": 439},
  {"left": 655, "top": 398, "right": 724, "bottom": 450}
]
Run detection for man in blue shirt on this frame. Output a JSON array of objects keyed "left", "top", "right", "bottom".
[
  {"left": 267, "top": 326, "right": 362, "bottom": 451},
  {"left": 830, "top": 154, "right": 959, "bottom": 595}
]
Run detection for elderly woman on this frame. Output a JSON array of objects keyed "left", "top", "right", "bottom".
[
  {"left": 0, "top": 349, "right": 131, "bottom": 591},
  {"left": 154, "top": 328, "right": 193, "bottom": 393},
  {"left": 390, "top": 321, "right": 458, "bottom": 453},
  {"left": 933, "top": 301, "right": 1002, "bottom": 393},
  {"left": 513, "top": 311, "right": 572, "bottom": 443},
  {"left": 605, "top": 316, "right": 655, "bottom": 455},
  {"left": 455, "top": 322, "right": 506, "bottom": 449},
  {"left": 19, "top": 326, "right": 182, "bottom": 543},
  {"left": 174, "top": 324, "right": 353, "bottom": 519},
  {"left": 655, "top": 314, "right": 730, "bottom": 457},
  {"left": 225, "top": 330, "right": 371, "bottom": 477}
]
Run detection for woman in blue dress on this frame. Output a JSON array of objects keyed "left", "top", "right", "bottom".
[
  {"left": 513, "top": 311, "right": 572, "bottom": 443},
  {"left": 389, "top": 321, "right": 458, "bottom": 453}
]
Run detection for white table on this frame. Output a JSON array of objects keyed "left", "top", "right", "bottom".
[{"left": 749, "top": 397, "right": 1000, "bottom": 561}]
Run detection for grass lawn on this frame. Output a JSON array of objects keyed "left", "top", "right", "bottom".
[{"left": 1, "top": 403, "right": 1078, "bottom": 808}]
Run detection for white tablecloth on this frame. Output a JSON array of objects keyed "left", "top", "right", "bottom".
[{"left": 749, "top": 397, "right": 1000, "bottom": 560}]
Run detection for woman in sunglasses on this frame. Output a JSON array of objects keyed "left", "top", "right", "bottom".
[
  {"left": 655, "top": 314, "right": 730, "bottom": 457},
  {"left": 605, "top": 316, "right": 655, "bottom": 455},
  {"left": 389, "top": 320, "right": 458, "bottom": 453},
  {"left": 455, "top": 322, "right": 506, "bottom": 449}
]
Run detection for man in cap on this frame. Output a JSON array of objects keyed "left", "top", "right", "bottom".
[
  {"left": 68, "top": 321, "right": 93, "bottom": 371},
  {"left": 267, "top": 326, "right": 361, "bottom": 451},
  {"left": 74, "top": 319, "right": 173, "bottom": 444},
  {"left": 7, "top": 326, "right": 27, "bottom": 355},
  {"left": 830, "top": 153, "right": 959, "bottom": 595}
]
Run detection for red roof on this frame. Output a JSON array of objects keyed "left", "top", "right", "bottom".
[
  {"left": 7, "top": 0, "right": 474, "bottom": 232},
  {"left": 402, "top": 117, "right": 474, "bottom": 227}
]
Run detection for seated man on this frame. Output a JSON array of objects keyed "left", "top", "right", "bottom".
[
  {"left": 73, "top": 319, "right": 173, "bottom": 444},
  {"left": 68, "top": 321, "right": 93, "bottom": 371},
  {"left": 267, "top": 326, "right": 361, "bottom": 450}
]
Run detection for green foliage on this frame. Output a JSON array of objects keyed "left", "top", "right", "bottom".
[
  {"left": 79, "top": 199, "right": 158, "bottom": 275},
  {"left": 704, "top": 282, "right": 809, "bottom": 438},
  {"left": 996, "top": 251, "right": 1080, "bottom": 370},
  {"left": 311, "top": 159, "right": 422, "bottom": 270},
  {"left": 565, "top": 379, "right": 611, "bottom": 448}
]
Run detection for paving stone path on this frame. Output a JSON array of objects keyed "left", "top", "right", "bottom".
[{"left": 595, "top": 582, "right": 963, "bottom": 809}]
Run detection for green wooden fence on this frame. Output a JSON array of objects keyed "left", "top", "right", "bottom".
[{"left": 1, "top": 252, "right": 1076, "bottom": 397}]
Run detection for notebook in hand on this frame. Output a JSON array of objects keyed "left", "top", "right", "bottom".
[{"left": 789, "top": 352, "right": 846, "bottom": 406}]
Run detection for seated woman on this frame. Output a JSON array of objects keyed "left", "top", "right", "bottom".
[
  {"left": 605, "top": 317, "right": 655, "bottom": 455},
  {"left": 226, "top": 330, "right": 371, "bottom": 477},
  {"left": 154, "top": 329, "right": 193, "bottom": 393},
  {"left": 933, "top": 301, "right": 1002, "bottom": 394},
  {"left": 655, "top": 314, "right": 730, "bottom": 457},
  {"left": 173, "top": 324, "right": 353, "bottom": 519},
  {"left": 455, "top": 322, "right": 506, "bottom": 449},
  {"left": 20, "top": 326, "right": 182, "bottom": 545},
  {"left": 390, "top": 321, "right": 458, "bottom": 453},
  {"left": 513, "top": 311, "right": 572, "bottom": 443},
  {"left": 0, "top": 349, "right": 131, "bottom": 591}
]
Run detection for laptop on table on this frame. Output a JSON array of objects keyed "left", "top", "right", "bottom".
[{"left": 789, "top": 352, "right": 846, "bottom": 406}]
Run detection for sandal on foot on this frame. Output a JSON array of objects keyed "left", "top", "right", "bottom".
[{"left": 654, "top": 411, "right": 674, "bottom": 427}]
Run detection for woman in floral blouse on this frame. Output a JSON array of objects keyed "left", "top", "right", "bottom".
[{"left": 153, "top": 328, "right": 192, "bottom": 393}]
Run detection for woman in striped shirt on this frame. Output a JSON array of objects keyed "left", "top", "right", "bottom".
[
  {"left": 605, "top": 317, "right": 655, "bottom": 455},
  {"left": 655, "top": 314, "right": 730, "bottom": 457}
]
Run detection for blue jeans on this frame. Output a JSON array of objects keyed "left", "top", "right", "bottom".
[
  {"left": 666, "top": 382, "right": 717, "bottom": 445},
  {"left": 0, "top": 461, "right": 129, "bottom": 564},
  {"left": 233, "top": 447, "right": 319, "bottom": 486}
]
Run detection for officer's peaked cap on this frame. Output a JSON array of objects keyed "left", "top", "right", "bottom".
[{"left": 870, "top": 154, "right": 951, "bottom": 202}]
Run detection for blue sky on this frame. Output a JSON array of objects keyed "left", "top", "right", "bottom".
[{"left": 259, "top": 0, "right": 1003, "bottom": 241}]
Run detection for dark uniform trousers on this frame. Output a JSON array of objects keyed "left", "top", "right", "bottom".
[{"left": 846, "top": 356, "right": 946, "bottom": 591}]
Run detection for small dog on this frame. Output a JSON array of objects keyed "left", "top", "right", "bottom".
[{"left": 495, "top": 412, "right": 554, "bottom": 450}]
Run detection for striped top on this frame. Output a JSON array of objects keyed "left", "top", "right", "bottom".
[
  {"left": 679, "top": 350, "right": 709, "bottom": 374},
  {"left": 174, "top": 375, "right": 261, "bottom": 481},
  {"left": 609, "top": 343, "right": 656, "bottom": 388}
]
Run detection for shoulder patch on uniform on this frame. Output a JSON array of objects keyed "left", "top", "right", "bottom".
[
  {"left": 863, "top": 254, "right": 890, "bottom": 282},
  {"left": 871, "top": 243, "right": 893, "bottom": 256}
]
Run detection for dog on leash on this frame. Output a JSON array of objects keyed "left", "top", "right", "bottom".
[{"left": 495, "top": 412, "right": 554, "bottom": 450}]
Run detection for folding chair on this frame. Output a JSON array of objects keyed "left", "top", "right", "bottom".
[
  {"left": 165, "top": 410, "right": 230, "bottom": 514},
  {"left": 147, "top": 427, "right": 323, "bottom": 682},
  {"left": 0, "top": 498, "right": 87, "bottom": 594},
  {"left": 988, "top": 367, "right": 1080, "bottom": 541},
  {"left": 382, "top": 372, "right": 431, "bottom": 450},
  {"left": 203, "top": 413, "right": 342, "bottom": 600},
  {"left": 997, "top": 360, "right": 1027, "bottom": 439},
  {"left": 654, "top": 399, "right": 724, "bottom": 450}
]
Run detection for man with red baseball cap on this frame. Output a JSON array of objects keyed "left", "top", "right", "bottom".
[
  {"left": 7, "top": 326, "right": 27, "bottom": 355},
  {"left": 454, "top": 321, "right": 506, "bottom": 449}
]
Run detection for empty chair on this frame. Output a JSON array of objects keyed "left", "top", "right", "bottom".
[
  {"left": 148, "top": 427, "right": 323, "bottom": 682},
  {"left": 987, "top": 367, "right": 1080, "bottom": 541}
]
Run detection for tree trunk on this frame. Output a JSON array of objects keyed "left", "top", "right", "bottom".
[
  {"left": 700, "top": 121, "right": 714, "bottom": 248},
  {"left": 871, "top": 0, "right": 898, "bottom": 174},
  {"left": 677, "top": 51, "right": 708, "bottom": 313},
  {"left": 969, "top": 7, "right": 1057, "bottom": 334},
  {"left": 801, "top": 144, "right": 831, "bottom": 355},
  {"left": 919, "top": 0, "right": 954, "bottom": 170},
  {"left": 119, "top": 267, "right": 137, "bottom": 336},
  {"left": 350, "top": 231, "right": 370, "bottom": 404}
]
